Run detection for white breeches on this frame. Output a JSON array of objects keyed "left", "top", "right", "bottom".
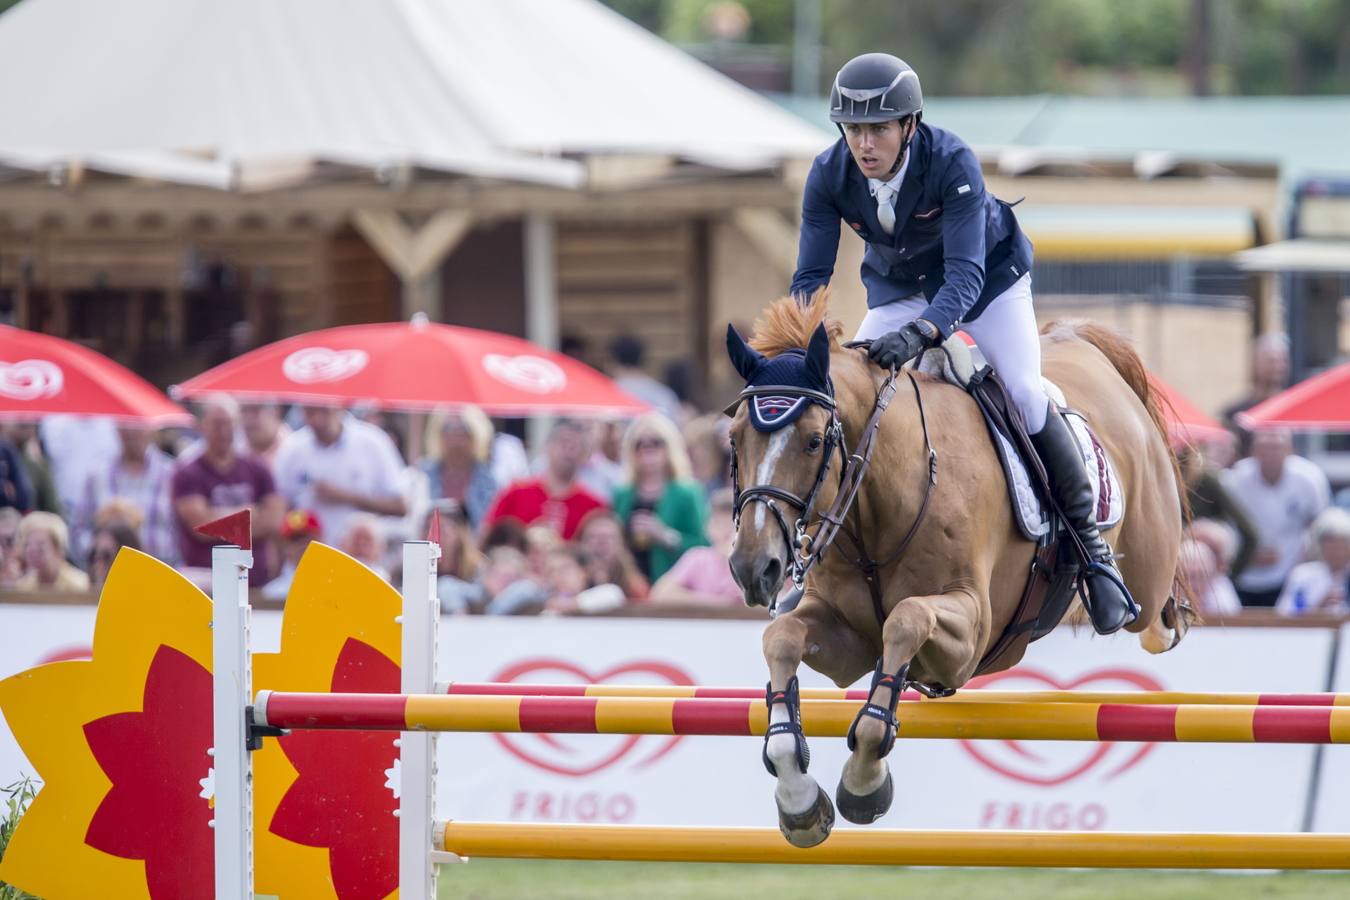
[{"left": 853, "top": 273, "right": 1049, "bottom": 434}]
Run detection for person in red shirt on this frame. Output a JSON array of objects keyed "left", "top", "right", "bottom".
[{"left": 485, "top": 420, "right": 606, "bottom": 540}]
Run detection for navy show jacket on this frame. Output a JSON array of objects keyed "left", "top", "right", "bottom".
[{"left": 790, "top": 123, "right": 1034, "bottom": 338}]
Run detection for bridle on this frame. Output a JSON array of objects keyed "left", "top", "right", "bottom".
[
  {"left": 730, "top": 383, "right": 846, "bottom": 593},
  {"left": 730, "top": 365, "right": 938, "bottom": 625}
]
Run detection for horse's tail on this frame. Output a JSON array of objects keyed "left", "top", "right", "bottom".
[{"left": 1042, "top": 320, "right": 1198, "bottom": 630}]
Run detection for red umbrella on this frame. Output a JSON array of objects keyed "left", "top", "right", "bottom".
[
  {"left": 1239, "top": 361, "right": 1350, "bottom": 431},
  {"left": 1148, "top": 375, "right": 1228, "bottom": 445},
  {"left": 0, "top": 325, "right": 192, "bottom": 425},
  {"left": 173, "top": 318, "right": 647, "bottom": 416}
]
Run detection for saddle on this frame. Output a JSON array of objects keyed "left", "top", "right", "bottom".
[{"left": 916, "top": 338, "right": 1124, "bottom": 674}]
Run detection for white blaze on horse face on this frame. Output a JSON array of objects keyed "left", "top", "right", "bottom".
[{"left": 753, "top": 429, "right": 794, "bottom": 531}]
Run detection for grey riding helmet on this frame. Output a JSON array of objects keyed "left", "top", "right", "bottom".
[{"left": 829, "top": 53, "right": 923, "bottom": 125}]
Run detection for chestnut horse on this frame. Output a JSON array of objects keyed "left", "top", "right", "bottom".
[{"left": 726, "top": 291, "right": 1191, "bottom": 847}]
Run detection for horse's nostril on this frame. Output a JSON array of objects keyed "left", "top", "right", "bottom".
[{"left": 759, "top": 556, "right": 783, "bottom": 591}]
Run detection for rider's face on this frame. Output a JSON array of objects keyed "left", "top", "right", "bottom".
[{"left": 843, "top": 120, "right": 906, "bottom": 179}]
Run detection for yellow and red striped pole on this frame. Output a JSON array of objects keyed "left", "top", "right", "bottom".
[
  {"left": 254, "top": 691, "right": 1350, "bottom": 743},
  {"left": 436, "top": 822, "right": 1350, "bottom": 868},
  {"left": 446, "top": 682, "right": 1350, "bottom": 707}
]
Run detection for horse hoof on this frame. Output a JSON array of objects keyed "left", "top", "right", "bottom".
[
  {"left": 777, "top": 785, "right": 835, "bottom": 848},
  {"left": 836, "top": 769, "right": 894, "bottom": 825}
]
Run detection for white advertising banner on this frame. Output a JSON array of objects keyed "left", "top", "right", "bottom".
[
  {"left": 437, "top": 618, "right": 1330, "bottom": 834},
  {"left": 1310, "top": 622, "right": 1350, "bottom": 832},
  {"left": 0, "top": 605, "right": 1335, "bottom": 835}
]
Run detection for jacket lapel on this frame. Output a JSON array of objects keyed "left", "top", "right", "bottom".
[
  {"left": 845, "top": 165, "right": 887, "bottom": 237},
  {"left": 888, "top": 127, "right": 930, "bottom": 245}
]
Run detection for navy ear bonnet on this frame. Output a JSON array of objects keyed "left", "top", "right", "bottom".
[{"left": 725, "top": 323, "right": 834, "bottom": 433}]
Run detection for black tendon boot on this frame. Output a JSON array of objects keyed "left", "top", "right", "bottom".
[{"left": 1029, "top": 406, "right": 1140, "bottom": 634}]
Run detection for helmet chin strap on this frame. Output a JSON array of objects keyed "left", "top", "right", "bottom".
[{"left": 884, "top": 116, "right": 916, "bottom": 178}]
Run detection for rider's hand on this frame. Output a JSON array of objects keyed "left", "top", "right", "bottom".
[{"left": 867, "top": 319, "right": 941, "bottom": 370}]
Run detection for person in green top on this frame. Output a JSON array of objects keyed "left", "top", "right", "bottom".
[{"left": 611, "top": 413, "right": 709, "bottom": 581}]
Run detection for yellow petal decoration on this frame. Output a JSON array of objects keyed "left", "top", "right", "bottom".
[
  {"left": 255, "top": 542, "right": 403, "bottom": 900},
  {"left": 0, "top": 542, "right": 404, "bottom": 900},
  {"left": 0, "top": 549, "right": 211, "bottom": 900}
]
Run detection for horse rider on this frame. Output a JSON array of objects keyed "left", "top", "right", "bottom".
[{"left": 789, "top": 52, "right": 1138, "bottom": 635}]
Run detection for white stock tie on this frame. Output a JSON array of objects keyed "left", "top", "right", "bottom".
[{"left": 875, "top": 182, "right": 897, "bottom": 235}]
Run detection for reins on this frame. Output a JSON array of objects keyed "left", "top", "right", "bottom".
[
  {"left": 824, "top": 371, "right": 936, "bottom": 628},
  {"left": 731, "top": 362, "right": 938, "bottom": 627}
]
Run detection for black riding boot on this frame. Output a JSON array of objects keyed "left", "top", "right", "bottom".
[{"left": 1030, "top": 406, "right": 1140, "bottom": 635}]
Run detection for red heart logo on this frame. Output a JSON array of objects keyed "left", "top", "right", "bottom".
[
  {"left": 956, "top": 667, "right": 1166, "bottom": 787},
  {"left": 490, "top": 658, "right": 696, "bottom": 778}
]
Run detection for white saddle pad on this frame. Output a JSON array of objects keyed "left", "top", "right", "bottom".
[
  {"left": 917, "top": 339, "right": 1124, "bottom": 540},
  {"left": 998, "top": 400, "right": 1125, "bottom": 540}
]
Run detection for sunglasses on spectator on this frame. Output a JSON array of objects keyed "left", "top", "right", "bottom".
[{"left": 634, "top": 438, "right": 665, "bottom": 451}]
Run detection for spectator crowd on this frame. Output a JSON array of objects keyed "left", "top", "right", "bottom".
[
  {"left": 0, "top": 334, "right": 746, "bottom": 616},
  {"left": 2, "top": 330, "right": 1348, "bottom": 621},
  {"left": 1181, "top": 333, "right": 1350, "bottom": 618}
]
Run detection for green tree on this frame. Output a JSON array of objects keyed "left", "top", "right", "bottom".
[
  {"left": 663, "top": 0, "right": 794, "bottom": 45},
  {"left": 601, "top": 0, "right": 1350, "bottom": 96},
  {"left": 600, "top": 0, "right": 666, "bottom": 33}
]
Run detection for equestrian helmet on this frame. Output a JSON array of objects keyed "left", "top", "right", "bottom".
[{"left": 829, "top": 53, "right": 923, "bottom": 124}]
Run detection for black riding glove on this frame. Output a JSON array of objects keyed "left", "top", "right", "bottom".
[{"left": 867, "top": 319, "right": 941, "bottom": 370}]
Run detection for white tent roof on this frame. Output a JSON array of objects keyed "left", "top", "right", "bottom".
[
  {"left": 403, "top": 0, "right": 827, "bottom": 167},
  {"left": 0, "top": 0, "right": 824, "bottom": 191}
]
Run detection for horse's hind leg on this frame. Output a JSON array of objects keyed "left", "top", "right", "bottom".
[
  {"left": 762, "top": 597, "right": 874, "bottom": 847},
  {"left": 838, "top": 589, "right": 982, "bottom": 825}
]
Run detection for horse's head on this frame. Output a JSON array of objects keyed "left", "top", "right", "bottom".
[{"left": 724, "top": 320, "right": 843, "bottom": 607}]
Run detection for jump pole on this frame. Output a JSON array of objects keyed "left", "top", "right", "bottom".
[
  {"left": 253, "top": 692, "right": 1350, "bottom": 744},
  {"left": 445, "top": 683, "right": 1350, "bottom": 707},
  {"left": 207, "top": 515, "right": 255, "bottom": 900},
  {"left": 213, "top": 524, "right": 444, "bottom": 900},
  {"left": 217, "top": 531, "right": 1350, "bottom": 888},
  {"left": 398, "top": 535, "right": 442, "bottom": 900},
  {"left": 436, "top": 822, "right": 1350, "bottom": 869}
]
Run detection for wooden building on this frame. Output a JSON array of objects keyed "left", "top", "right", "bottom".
[{"left": 0, "top": 0, "right": 825, "bottom": 405}]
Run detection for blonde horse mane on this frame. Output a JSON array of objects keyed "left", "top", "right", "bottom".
[{"left": 749, "top": 288, "right": 845, "bottom": 356}]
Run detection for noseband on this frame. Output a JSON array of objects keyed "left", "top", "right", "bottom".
[{"left": 730, "top": 369, "right": 937, "bottom": 624}]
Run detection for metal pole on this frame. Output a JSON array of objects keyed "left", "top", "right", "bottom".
[
  {"left": 211, "top": 543, "right": 254, "bottom": 900},
  {"left": 791, "top": 0, "right": 822, "bottom": 96},
  {"left": 399, "top": 539, "right": 442, "bottom": 900},
  {"left": 523, "top": 213, "right": 558, "bottom": 451}
]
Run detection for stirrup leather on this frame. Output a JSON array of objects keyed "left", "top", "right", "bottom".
[
  {"left": 847, "top": 660, "right": 909, "bottom": 759},
  {"left": 762, "top": 676, "right": 810, "bottom": 777}
]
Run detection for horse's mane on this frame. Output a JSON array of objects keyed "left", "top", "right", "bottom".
[{"left": 749, "top": 287, "right": 845, "bottom": 356}]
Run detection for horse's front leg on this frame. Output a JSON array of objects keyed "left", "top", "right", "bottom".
[
  {"left": 837, "top": 588, "right": 983, "bottom": 824},
  {"left": 761, "top": 609, "right": 835, "bottom": 847}
]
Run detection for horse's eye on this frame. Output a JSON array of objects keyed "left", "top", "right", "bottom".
[{"left": 806, "top": 434, "right": 824, "bottom": 453}]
